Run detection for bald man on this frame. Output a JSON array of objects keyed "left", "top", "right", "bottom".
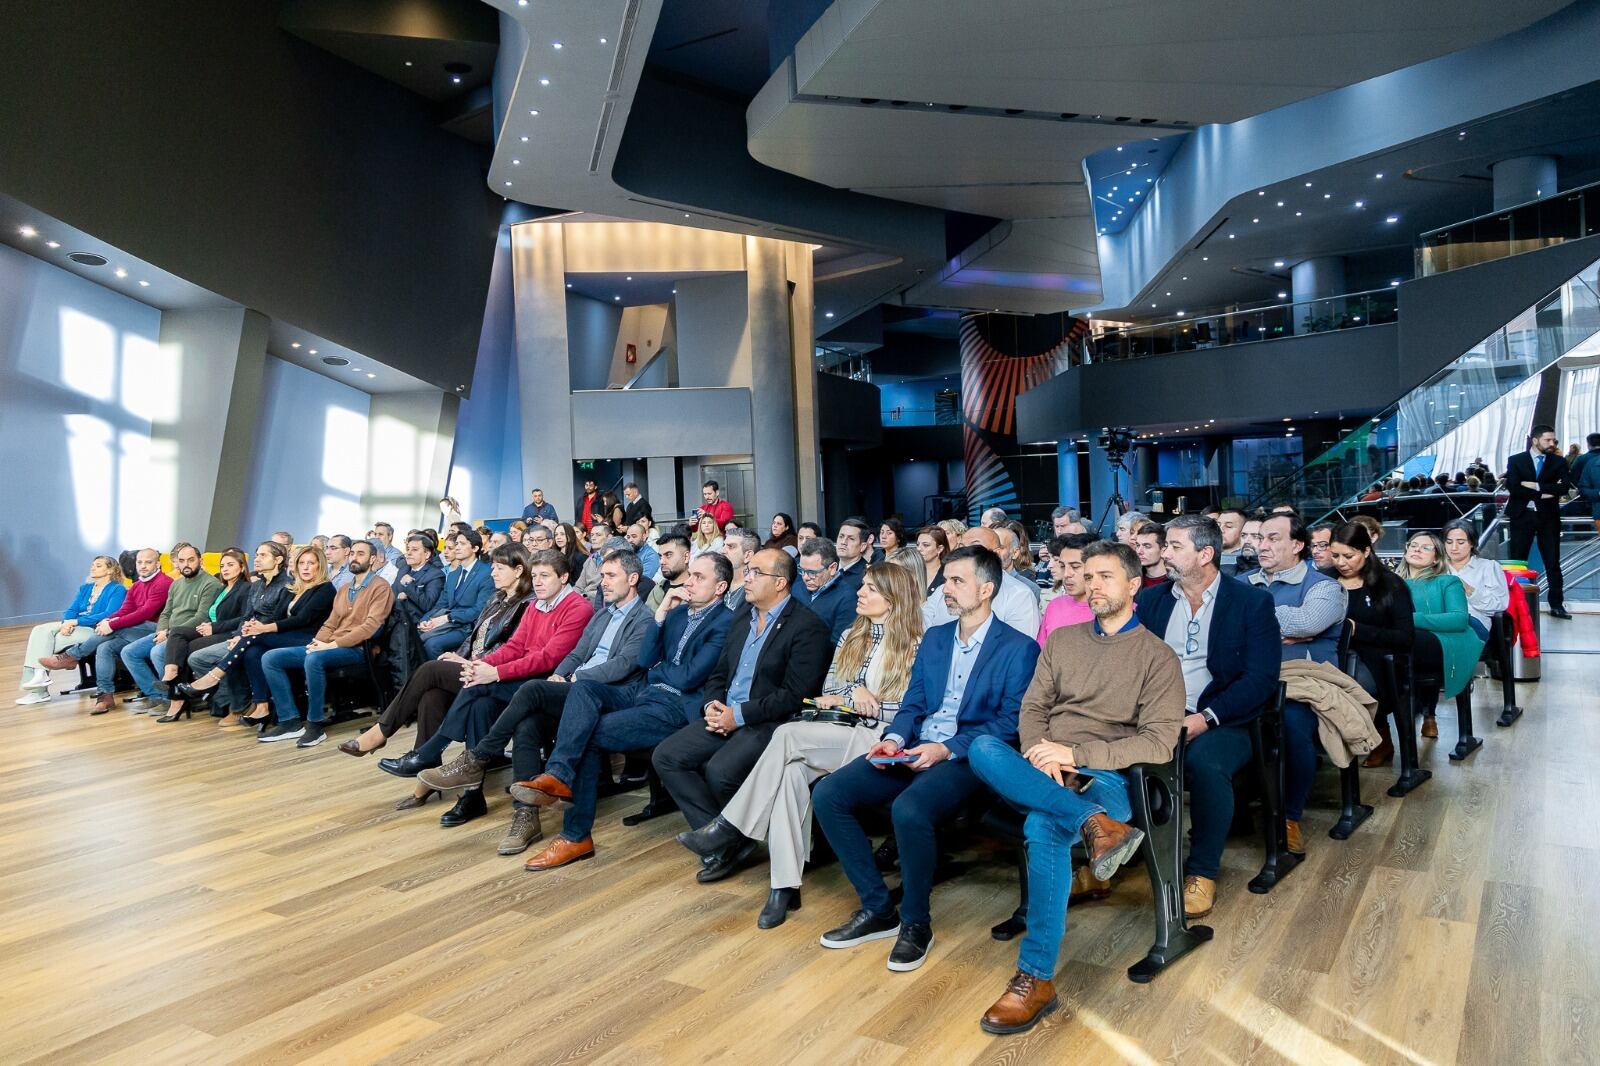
[{"left": 921, "top": 527, "right": 1041, "bottom": 637}]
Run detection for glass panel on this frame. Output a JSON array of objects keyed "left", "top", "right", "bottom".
[{"left": 1419, "top": 177, "right": 1599, "bottom": 275}]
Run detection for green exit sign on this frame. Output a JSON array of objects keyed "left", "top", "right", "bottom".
[{"left": 578, "top": 461, "right": 595, "bottom": 470}]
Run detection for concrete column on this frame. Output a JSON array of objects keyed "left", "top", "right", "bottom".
[
  {"left": 746, "top": 236, "right": 798, "bottom": 521},
  {"left": 1290, "top": 256, "right": 1347, "bottom": 302},
  {"left": 647, "top": 456, "right": 680, "bottom": 517},
  {"left": 155, "top": 307, "right": 269, "bottom": 550},
  {"left": 510, "top": 222, "right": 574, "bottom": 520},
  {"left": 786, "top": 241, "right": 822, "bottom": 522},
  {"left": 1491, "top": 155, "right": 1558, "bottom": 210},
  {"left": 1056, "top": 441, "right": 1081, "bottom": 515}
]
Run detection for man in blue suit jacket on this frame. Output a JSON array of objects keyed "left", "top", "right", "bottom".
[
  {"left": 514, "top": 553, "right": 737, "bottom": 870},
  {"left": 1135, "top": 515, "right": 1280, "bottom": 918},
  {"left": 418, "top": 529, "right": 495, "bottom": 657},
  {"left": 814, "top": 545, "right": 1040, "bottom": 973},
  {"left": 792, "top": 538, "right": 857, "bottom": 642}
]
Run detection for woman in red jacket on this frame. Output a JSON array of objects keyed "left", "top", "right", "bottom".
[{"left": 370, "top": 548, "right": 592, "bottom": 823}]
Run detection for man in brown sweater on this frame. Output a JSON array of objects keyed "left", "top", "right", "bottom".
[
  {"left": 258, "top": 540, "right": 395, "bottom": 748},
  {"left": 968, "top": 540, "right": 1184, "bottom": 1036}
]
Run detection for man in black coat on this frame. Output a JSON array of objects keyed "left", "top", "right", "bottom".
[
  {"left": 622, "top": 482, "right": 652, "bottom": 527},
  {"left": 652, "top": 547, "right": 833, "bottom": 880},
  {"left": 1505, "top": 424, "right": 1571, "bottom": 618}
]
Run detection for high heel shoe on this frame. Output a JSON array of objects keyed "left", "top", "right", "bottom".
[
  {"left": 395, "top": 789, "right": 437, "bottom": 811},
  {"left": 175, "top": 675, "right": 222, "bottom": 701},
  {"left": 155, "top": 703, "right": 193, "bottom": 723}
]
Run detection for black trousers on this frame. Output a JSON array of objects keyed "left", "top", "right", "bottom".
[
  {"left": 652, "top": 719, "right": 782, "bottom": 829},
  {"left": 470, "top": 678, "right": 574, "bottom": 781},
  {"left": 1508, "top": 516, "right": 1563, "bottom": 609}
]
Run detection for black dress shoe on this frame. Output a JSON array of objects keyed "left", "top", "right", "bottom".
[
  {"left": 696, "top": 838, "right": 759, "bottom": 883},
  {"left": 677, "top": 815, "right": 748, "bottom": 858},
  {"left": 622, "top": 797, "right": 678, "bottom": 827},
  {"left": 439, "top": 788, "right": 488, "bottom": 827},
  {"left": 1550, "top": 606, "right": 1574, "bottom": 619},
  {"left": 819, "top": 908, "right": 900, "bottom": 949},
  {"left": 378, "top": 751, "right": 441, "bottom": 779},
  {"left": 887, "top": 922, "right": 934, "bottom": 972},
  {"left": 757, "top": 888, "right": 801, "bottom": 929}
]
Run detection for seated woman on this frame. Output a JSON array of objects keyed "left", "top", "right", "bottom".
[
  {"left": 176, "top": 544, "right": 333, "bottom": 727},
  {"left": 1442, "top": 520, "right": 1509, "bottom": 641},
  {"left": 674, "top": 562, "right": 923, "bottom": 929},
  {"left": 689, "top": 513, "right": 724, "bottom": 559},
  {"left": 339, "top": 544, "right": 535, "bottom": 806},
  {"left": 1326, "top": 523, "right": 1415, "bottom": 766},
  {"left": 879, "top": 518, "right": 927, "bottom": 590},
  {"left": 553, "top": 521, "right": 586, "bottom": 577},
  {"left": 16, "top": 556, "right": 127, "bottom": 705},
  {"left": 178, "top": 542, "right": 293, "bottom": 723},
  {"left": 914, "top": 525, "right": 949, "bottom": 595},
  {"left": 1399, "top": 531, "right": 1484, "bottom": 739},
  {"left": 764, "top": 513, "right": 799, "bottom": 557},
  {"left": 155, "top": 548, "right": 253, "bottom": 722}
]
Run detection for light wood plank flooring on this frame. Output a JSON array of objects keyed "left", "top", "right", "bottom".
[{"left": 2, "top": 620, "right": 1597, "bottom": 1065}]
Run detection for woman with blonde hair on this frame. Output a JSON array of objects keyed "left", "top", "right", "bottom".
[
  {"left": 690, "top": 512, "right": 725, "bottom": 558},
  {"left": 15, "top": 556, "right": 126, "bottom": 704},
  {"left": 675, "top": 561, "right": 924, "bottom": 929},
  {"left": 937, "top": 517, "right": 967, "bottom": 543},
  {"left": 1398, "top": 530, "right": 1483, "bottom": 739}
]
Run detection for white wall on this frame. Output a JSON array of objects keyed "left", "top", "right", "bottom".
[{"left": 0, "top": 243, "right": 165, "bottom": 623}]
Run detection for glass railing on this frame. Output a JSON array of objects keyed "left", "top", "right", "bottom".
[
  {"left": 1418, "top": 178, "right": 1600, "bottom": 276},
  {"left": 1246, "top": 257, "right": 1600, "bottom": 518},
  {"left": 1086, "top": 288, "right": 1397, "bottom": 362}
]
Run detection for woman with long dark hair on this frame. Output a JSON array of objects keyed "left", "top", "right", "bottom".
[
  {"left": 155, "top": 548, "right": 253, "bottom": 721},
  {"left": 914, "top": 525, "right": 950, "bottom": 595},
  {"left": 553, "top": 522, "right": 586, "bottom": 578},
  {"left": 1326, "top": 523, "right": 1414, "bottom": 765},
  {"left": 764, "top": 513, "right": 799, "bottom": 556}
]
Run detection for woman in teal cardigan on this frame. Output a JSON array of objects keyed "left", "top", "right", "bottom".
[{"left": 1400, "top": 531, "right": 1484, "bottom": 736}]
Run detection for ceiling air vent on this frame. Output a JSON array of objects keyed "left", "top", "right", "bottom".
[{"left": 67, "top": 252, "right": 107, "bottom": 266}]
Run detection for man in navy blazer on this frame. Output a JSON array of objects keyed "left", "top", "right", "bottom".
[
  {"left": 418, "top": 529, "right": 495, "bottom": 657},
  {"left": 513, "top": 553, "right": 736, "bottom": 871},
  {"left": 813, "top": 545, "right": 1040, "bottom": 973},
  {"left": 1135, "top": 515, "right": 1280, "bottom": 918},
  {"left": 791, "top": 538, "right": 857, "bottom": 642}
]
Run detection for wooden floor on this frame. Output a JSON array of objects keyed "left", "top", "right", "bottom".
[{"left": 2, "top": 621, "right": 1597, "bottom": 1066}]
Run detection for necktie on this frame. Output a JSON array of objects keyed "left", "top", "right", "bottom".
[{"left": 1535, "top": 454, "right": 1544, "bottom": 478}]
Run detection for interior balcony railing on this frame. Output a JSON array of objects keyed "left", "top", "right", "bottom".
[
  {"left": 816, "top": 345, "right": 873, "bottom": 381},
  {"left": 1418, "top": 176, "right": 1600, "bottom": 276},
  {"left": 1085, "top": 287, "right": 1397, "bottom": 363}
]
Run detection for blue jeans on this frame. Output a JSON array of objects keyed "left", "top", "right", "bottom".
[
  {"left": 120, "top": 631, "right": 168, "bottom": 700},
  {"left": 551, "top": 679, "right": 687, "bottom": 841},
  {"left": 421, "top": 625, "right": 468, "bottom": 658},
  {"left": 812, "top": 751, "right": 985, "bottom": 926},
  {"left": 76, "top": 622, "right": 156, "bottom": 693},
  {"left": 261, "top": 644, "right": 366, "bottom": 722},
  {"left": 1184, "top": 725, "right": 1252, "bottom": 880},
  {"left": 968, "top": 735, "right": 1132, "bottom": 981}
]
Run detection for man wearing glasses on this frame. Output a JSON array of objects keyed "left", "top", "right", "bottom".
[
  {"left": 1135, "top": 515, "right": 1280, "bottom": 921},
  {"left": 794, "top": 538, "right": 857, "bottom": 642},
  {"left": 652, "top": 548, "right": 833, "bottom": 882}
]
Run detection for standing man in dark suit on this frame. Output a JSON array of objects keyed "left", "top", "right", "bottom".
[
  {"left": 653, "top": 548, "right": 833, "bottom": 880},
  {"left": 1505, "top": 424, "right": 1571, "bottom": 618},
  {"left": 622, "top": 482, "right": 652, "bottom": 527},
  {"left": 812, "top": 545, "right": 1040, "bottom": 974},
  {"left": 1136, "top": 515, "right": 1280, "bottom": 919}
]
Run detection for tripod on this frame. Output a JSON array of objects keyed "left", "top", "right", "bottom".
[{"left": 1095, "top": 454, "right": 1131, "bottom": 535}]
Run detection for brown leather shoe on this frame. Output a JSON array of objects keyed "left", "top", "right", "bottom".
[
  {"left": 338, "top": 739, "right": 368, "bottom": 757},
  {"left": 90, "top": 693, "right": 114, "bottom": 716},
  {"left": 1285, "top": 819, "right": 1305, "bottom": 855},
  {"left": 1362, "top": 737, "right": 1394, "bottom": 768},
  {"left": 525, "top": 836, "right": 594, "bottom": 871},
  {"left": 1079, "top": 812, "right": 1145, "bottom": 881},
  {"left": 497, "top": 806, "right": 543, "bottom": 855},
  {"left": 1183, "top": 875, "right": 1216, "bottom": 919},
  {"left": 1420, "top": 716, "right": 1439, "bottom": 739},
  {"left": 1069, "top": 865, "right": 1112, "bottom": 905},
  {"left": 38, "top": 654, "right": 78, "bottom": 671},
  {"left": 509, "top": 772, "right": 572, "bottom": 807},
  {"left": 419, "top": 750, "right": 487, "bottom": 792},
  {"left": 394, "top": 790, "right": 436, "bottom": 811},
  {"left": 979, "top": 970, "right": 1060, "bottom": 1035}
]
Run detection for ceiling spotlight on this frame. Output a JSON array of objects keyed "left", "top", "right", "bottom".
[
  {"left": 683, "top": 212, "right": 691, "bottom": 218},
  {"left": 824, "top": 311, "right": 835, "bottom": 318},
  {"left": 1257, "top": 190, "right": 1265, "bottom": 196},
  {"left": 1390, "top": 279, "right": 1401, "bottom": 286},
  {"left": 625, "top": 276, "right": 632, "bottom": 280},
  {"left": 613, "top": 295, "right": 620, "bottom": 301},
  {"left": 1295, "top": 211, "right": 1302, "bottom": 217},
  {"left": 512, "top": 159, "right": 521, "bottom": 165},
  {"left": 405, "top": 61, "right": 414, "bottom": 67},
  {"left": 451, "top": 76, "right": 462, "bottom": 84},
  {"left": 1277, "top": 291, "right": 1288, "bottom": 298},
  {"left": 672, "top": 289, "right": 677, "bottom": 294},
  {"left": 1276, "top": 201, "right": 1284, "bottom": 207},
  {"left": 138, "top": 279, "right": 150, "bottom": 287},
  {"left": 1176, "top": 311, "right": 1185, "bottom": 316},
  {"left": 1273, "top": 260, "right": 1285, "bottom": 267},
  {"left": 1355, "top": 200, "right": 1365, "bottom": 208},
  {"left": 521, "top": 135, "right": 529, "bottom": 142},
  {"left": 46, "top": 240, "right": 60, "bottom": 248},
  {"left": 309, "top": 349, "right": 318, "bottom": 355},
  {"left": 1151, "top": 303, "right": 1157, "bottom": 308},
  {"left": 1375, "top": 172, "right": 1384, "bottom": 179},
  {"left": 504, "top": 180, "right": 512, "bottom": 186},
  {"left": 1181, "top": 276, "right": 1188, "bottom": 280},
  {"left": 518, "top": 0, "right": 527, "bottom": 5},
  {"left": 552, "top": 42, "right": 563, "bottom": 49},
  {"left": 1385, "top": 215, "right": 1399, "bottom": 224},
  {"left": 1252, "top": 218, "right": 1259, "bottom": 223},
  {"left": 291, "top": 342, "right": 301, "bottom": 348},
  {"left": 539, "top": 77, "right": 550, "bottom": 86},
  {"left": 114, "top": 267, "right": 128, "bottom": 278},
  {"left": 566, "top": 282, "right": 572, "bottom": 288},
  {"left": 1202, "top": 256, "right": 1209, "bottom": 261},
  {"left": 600, "top": 37, "right": 608, "bottom": 44},
  {"left": 1228, "top": 234, "right": 1235, "bottom": 239},
  {"left": 18, "top": 225, "right": 36, "bottom": 238},
  {"left": 1165, "top": 291, "right": 1172, "bottom": 296},
  {"left": 1323, "top": 193, "right": 1331, "bottom": 199},
  {"left": 1304, "top": 181, "right": 1313, "bottom": 188},
  {"left": 366, "top": 373, "right": 376, "bottom": 379},
  {"left": 529, "top": 109, "right": 539, "bottom": 115}
]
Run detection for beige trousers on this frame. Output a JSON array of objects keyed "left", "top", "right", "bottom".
[{"left": 21, "top": 622, "right": 92, "bottom": 687}]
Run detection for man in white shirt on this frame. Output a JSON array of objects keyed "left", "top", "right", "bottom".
[{"left": 923, "top": 527, "right": 1040, "bottom": 637}]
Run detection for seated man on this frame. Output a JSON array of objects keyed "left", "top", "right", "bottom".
[
  {"left": 511, "top": 554, "right": 735, "bottom": 870},
  {"left": 574, "top": 523, "right": 614, "bottom": 600},
  {"left": 721, "top": 529, "right": 758, "bottom": 611},
  {"left": 418, "top": 549, "right": 654, "bottom": 855},
  {"left": 652, "top": 548, "right": 833, "bottom": 880},
  {"left": 794, "top": 538, "right": 856, "bottom": 642},
  {"left": 645, "top": 533, "right": 691, "bottom": 610},
  {"left": 120, "top": 542, "right": 221, "bottom": 714},
  {"left": 813, "top": 545, "right": 1039, "bottom": 973},
  {"left": 1215, "top": 508, "right": 1249, "bottom": 576},
  {"left": 416, "top": 529, "right": 493, "bottom": 657},
  {"left": 326, "top": 535, "right": 354, "bottom": 590},
  {"left": 922, "top": 526, "right": 1041, "bottom": 637},
  {"left": 257, "top": 539, "right": 395, "bottom": 747},
  {"left": 969, "top": 540, "right": 1184, "bottom": 1035},
  {"left": 626, "top": 521, "right": 662, "bottom": 579},
  {"left": 43, "top": 547, "right": 172, "bottom": 715},
  {"left": 1136, "top": 516, "right": 1279, "bottom": 919},
  {"left": 1133, "top": 521, "right": 1170, "bottom": 588},
  {"left": 1036, "top": 533, "right": 1095, "bottom": 644},
  {"left": 1246, "top": 513, "right": 1347, "bottom": 854}
]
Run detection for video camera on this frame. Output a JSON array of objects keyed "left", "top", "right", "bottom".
[{"left": 1096, "top": 426, "right": 1136, "bottom": 466}]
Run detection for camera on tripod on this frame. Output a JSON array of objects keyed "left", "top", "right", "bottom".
[{"left": 1097, "top": 427, "right": 1136, "bottom": 468}]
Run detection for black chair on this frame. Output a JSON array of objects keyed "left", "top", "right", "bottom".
[
  {"left": 1247, "top": 682, "right": 1303, "bottom": 892},
  {"left": 1374, "top": 652, "right": 1429, "bottom": 797},
  {"left": 322, "top": 625, "right": 395, "bottom": 723},
  {"left": 1482, "top": 613, "right": 1523, "bottom": 727},
  {"left": 1329, "top": 620, "right": 1374, "bottom": 839},
  {"left": 982, "top": 731, "right": 1212, "bottom": 984},
  {"left": 1409, "top": 660, "right": 1482, "bottom": 763}
]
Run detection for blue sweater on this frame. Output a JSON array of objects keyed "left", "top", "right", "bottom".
[{"left": 62, "top": 581, "right": 127, "bottom": 626}]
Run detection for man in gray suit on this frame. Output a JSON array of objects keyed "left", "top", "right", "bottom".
[{"left": 419, "top": 549, "right": 655, "bottom": 854}]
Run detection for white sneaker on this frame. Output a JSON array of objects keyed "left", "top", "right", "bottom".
[
  {"left": 21, "top": 669, "right": 51, "bottom": 690},
  {"left": 15, "top": 691, "right": 50, "bottom": 706}
]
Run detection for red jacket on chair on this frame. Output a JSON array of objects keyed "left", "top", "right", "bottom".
[{"left": 1502, "top": 570, "right": 1540, "bottom": 656}]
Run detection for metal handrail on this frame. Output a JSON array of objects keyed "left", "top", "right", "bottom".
[
  {"left": 1418, "top": 174, "right": 1600, "bottom": 244},
  {"left": 1095, "top": 286, "right": 1397, "bottom": 340}
]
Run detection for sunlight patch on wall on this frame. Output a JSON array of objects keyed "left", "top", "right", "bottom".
[{"left": 59, "top": 308, "right": 116, "bottom": 402}]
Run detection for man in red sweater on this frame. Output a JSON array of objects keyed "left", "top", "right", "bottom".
[
  {"left": 44, "top": 547, "right": 172, "bottom": 714},
  {"left": 578, "top": 478, "right": 601, "bottom": 531},
  {"left": 696, "top": 480, "right": 735, "bottom": 532}
]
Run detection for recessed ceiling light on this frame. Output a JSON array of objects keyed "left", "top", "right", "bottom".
[
  {"left": 405, "top": 61, "right": 414, "bottom": 67},
  {"left": 291, "top": 342, "right": 301, "bottom": 348},
  {"left": 45, "top": 240, "right": 59, "bottom": 248},
  {"left": 683, "top": 212, "right": 691, "bottom": 218},
  {"left": 566, "top": 282, "right": 572, "bottom": 288},
  {"left": 451, "top": 76, "right": 461, "bottom": 84},
  {"left": 138, "top": 280, "right": 150, "bottom": 287},
  {"left": 521, "top": 135, "right": 528, "bottom": 142},
  {"left": 1276, "top": 201, "right": 1284, "bottom": 207},
  {"left": 309, "top": 349, "right": 318, "bottom": 355},
  {"left": 672, "top": 289, "right": 677, "bottom": 294},
  {"left": 1252, "top": 218, "right": 1259, "bottom": 223},
  {"left": 1151, "top": 303, "right": 1157, "bottom": 308},
  {"left": 366, "top": 373, "right": 376, "bottom": 379},
  {"left": 529, "top": 109, "right": 539, "bottom": 115},
  {"left": 625, "top": 276, "right": 632, "bottom": 281},
  {"left": 1375, "top": 172, "right": 1384, "bottom": 179},
  {"left": 518, "top": 0, "right": 527, "bottom": 5},
  {"left": 1304, "top": 181, "right": 1313, "bottom": 188},
  {"left": 1165, "top": 291, "right": 1172, "bottom": 296},
  {"left": 512, "top": 159, "right": 520, "bottom": 165},
  {"left": 18, "top": 225, "right": 36, "bottom": 238},
  {"left": 1323, "top": 193, "right": 1331, "bottom": 199},
  {"left": 1228, "top": 234, "right": 1235, "bottom": 239},
  {"left": 1295, "top": 211, "right": 1302, "bottom": 217},
  {"left": 600, "top": 37, "right": 608, "bottom": 44},
  {"left": 1176, "top": 311, "right": 1185, "bottom": 316},
  {"left": 114, "top": 267, "right": 128, "bottom": 278},
  {"left": 504, "top": 181, "right": 512, "bottom": 186},
  {"left": 552, "top": 42, "right": 563, "bottom": 49},
  {"left": 614, "top": 295, "right": 620, "bottom": 301},
  {"left": 1181, "top": 276, "right": 1188, "bottom": 280},
  {"left": 1355, "top": 200, "right": 1365, "bottom": 208},
  {"left": 1257, "top": 190, "right": 1265, "bottom": 196},
  {"left": 1202, "top": 256, "right": 1209, "bottom": 261},
  {"left": 1390, "top": 279, "right": 1401, "bottom": 287},
  {"left": 1385, "top": 215, "right": 1399, "bottom": 224},
  {"left": 1273, "top": 260, "right": 1285, "bottom": 267},
  {"left": 1277, "top": 291, "right": 1288, "bottom": 298},
  {"left": 1116, "top": 146, "right": 1123, "bottom": 152},
  {"left": 539, "top": 77, "right": 550, "bottom": 86},
  {"left": 824, "top": 311, "right": 835, "bottom": 318}
]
